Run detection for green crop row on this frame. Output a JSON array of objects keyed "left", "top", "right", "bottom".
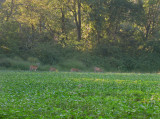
[{"left": 0, "top": 71, "right": 160, "bottom": 118}]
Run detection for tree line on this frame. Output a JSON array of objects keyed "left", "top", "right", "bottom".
[{"left": 0, "top": 0, "right": 160, "bottom": 72}]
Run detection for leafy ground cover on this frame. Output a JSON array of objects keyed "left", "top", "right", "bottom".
[{"left": 0, "top": 71, "right": 160, "bottom": 118}]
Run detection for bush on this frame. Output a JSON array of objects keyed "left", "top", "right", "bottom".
[
  {"left": 135, "top": 53, "right": 160, "bottom": 72},
  {"left": 121, "top": 57, "right": 136, "bottom": 71},
  {"left": 0, "top": 56, "right": 30, "bottom": 70},
  {"left": 31, "top": 42, "right": 63, "bottom": 65},
  {"left": 38, "top": 65, "right": 51, "bottom": 71},
  {"left": 0, "top": 58, "right": 11, "bottom": 68},
  {"left": 0, "top": 55, "right": 59, "bottom": 71},
  {"left": 60, "top": 59, "right": 86, "bottom": 71},
  {"left": 27, "top": 57, "right": 40, "bottom": 64}
]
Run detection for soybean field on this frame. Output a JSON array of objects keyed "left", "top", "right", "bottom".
[{"left": 0, "top": 71, "right": 160, "bottom": 118}]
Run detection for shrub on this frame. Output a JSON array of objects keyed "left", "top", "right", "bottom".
[
  {"left": 60, "top": 59, "right": 86, "bottom": 71},
  {"left": 121, "top": 57, "right": 136, "bottom": 71},
  {"left": 0, "top": 56, "right": 30, "bottom": 70},
  {"left": 0, "top": 57, "right": 11, "bottom": 68},
  {"left": 38, "top": 65, "right": 51, "bottom": 71},
  {"left": 135, "top": 53, "right": 160, "bottom": 72},
  {"left": 27, "top": 57, "right": 40, "bottom": 64}
]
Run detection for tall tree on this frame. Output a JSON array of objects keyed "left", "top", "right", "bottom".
[
  {"left": 72, "top": 0, "right": 82, "bottom": 41},
  {"left": 143, "top": 0, "right": 160, "bottom": 40}
]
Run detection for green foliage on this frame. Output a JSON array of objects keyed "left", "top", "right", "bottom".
[
  {"left": 0, "top": 56, "right": 49, "bottom": 71},
  {"left": 27, "top": 57, "right": 40, "bottom": 64},
  {"left": 0, "top": 21, "right": 22, "bottom": 54},
  {"left": 38, "top": 64, "right": 51, "bottom": 71},
  {"left": 0, "top": 0, "right": 159, "bottom": 72},
  {"left": 0, "top": 71, "right": 160, "bottom": 118},
  {"left": 135, "top": 53, "right": 160, "bottom": 72},
  {"left": 31, "top": 42, "right": 63, "bottom": 65},
  {"left": 0, "top": 57, "right": 30, "bottom": 70},
  {"left": 60, "top": 59, "right": 86, "bottom": 71},
  {"left": 121, "top": 56, "right": 136, "bottom": 71}
]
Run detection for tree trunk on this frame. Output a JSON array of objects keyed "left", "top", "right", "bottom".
[
  {"left": 61, "top": 8, "right": 67, "bottom": 45},
  {"left": 77, "top": 0, "right": 81, "bottom": 41},
  {"left": 73, "top": 0, "right": 81, "bottom": 41},
  {"left": 6, "top": 0, "right": 14, "bottom": 21}
]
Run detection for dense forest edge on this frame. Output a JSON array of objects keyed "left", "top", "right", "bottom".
[{"left": 0, "top": 0, "right": 160, "bottom": 72}]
